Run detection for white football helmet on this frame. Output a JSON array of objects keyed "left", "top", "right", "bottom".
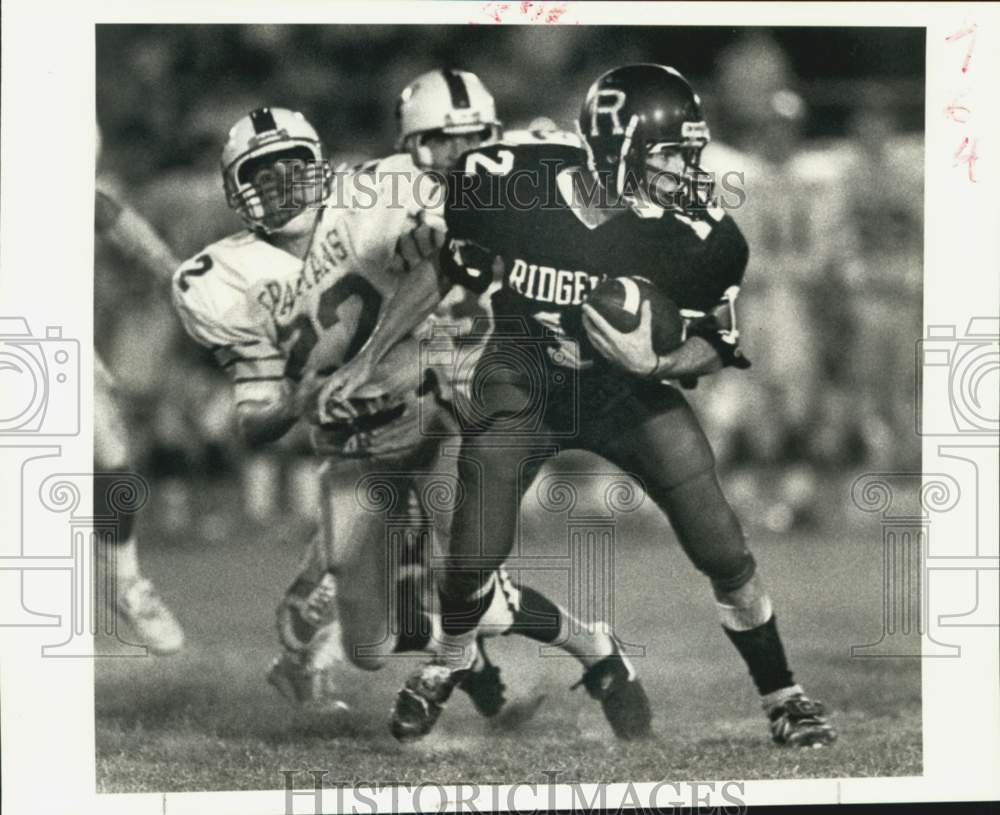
[
  {"left": 221, "top": 106, "right": 331, "bottom": 232},
  {"left": 396, "top": 69, "right": 502, "bottom": 167}
]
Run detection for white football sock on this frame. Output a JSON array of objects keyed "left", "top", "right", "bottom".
[
  {"left": 100, "top": 535, "right": 141, "bottom": 589},
  {"left": 558, "top": 615, "right": 615, "bottom": 669},
  {"left": 435, "top": 628, "right": 478, "bottom": 670}
]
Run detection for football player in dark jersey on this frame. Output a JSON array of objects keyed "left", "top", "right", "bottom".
[{"left": 320, "top": 64, "right": 837, "bottom": 748}]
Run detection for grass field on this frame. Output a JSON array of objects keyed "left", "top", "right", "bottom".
[{"left": 95, "top": 474, "right": 921, "bottom": 792}]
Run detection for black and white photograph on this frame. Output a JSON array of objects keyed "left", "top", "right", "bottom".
[{"left": 1, "top": 3, "right": 998, "bottom": 814}]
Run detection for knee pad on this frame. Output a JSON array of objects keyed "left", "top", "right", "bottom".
[{"left": 708, "top": 551, "right": 757, "bottom": 594}]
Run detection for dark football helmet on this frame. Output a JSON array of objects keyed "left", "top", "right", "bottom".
[{"left": 578, "top": 64, "right": 711, "bottom": 205}]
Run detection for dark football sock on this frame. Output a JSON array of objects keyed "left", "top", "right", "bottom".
[
  {"left": 723, "top": 615, "right": 795, "bottom": 696},
  {"left": 393, "top": 575, "right": 433, "bottom": 653},
  {"left": 509, "top": 584, "right": 563, "bottom": 644},
  {"left": 393, "top": 618, "right": 432, "bottom": 654},
  {"left": 440, "top": 573, "right": 496, "bottom": 637}
]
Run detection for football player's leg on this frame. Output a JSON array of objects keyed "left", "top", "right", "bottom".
[
  {"left": 94, "top": 355, "right": 183, "bottom": 655},
  {"left": 435, "top": 419, "right": 553, "bottom": 663},
  {"left": 489, "top": 572, "right": 652, "bottom": 740},
  {"left": 277, "top": 457, "right": 405, "bottom": 676},
  {"left": 391, "top": 479, "right": 439, "bottom": 656},
  {"left": 391, "top": 376, "right": 556, "bottom": 741},
  {"left": 415, "top": 443, "right": 631, "bottom": 723},
  {"left": 431, "top": 361, "right": 558, "bottom": 660},
  {"left": 269, "top": 526, "right": 347, "bottom": 707},
  {"left": 318, "top": 458, "right": 405, "bottom": 672},
  {"left": 599, "top": 388, "right": 835, "bottom": 746}
]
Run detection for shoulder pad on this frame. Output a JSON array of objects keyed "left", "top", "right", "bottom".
[{"left": 171, "top": 236, "right": 271, "bottom": 349}]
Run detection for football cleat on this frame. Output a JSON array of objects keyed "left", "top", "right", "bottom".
[
  {"left": 277, "top": 573, "right": 338, "bottom": 653},
  {"left": 456, "top": 636, "right": 507, "bottom": 718},
  {"left": 390, "top": 659, "right": 469, "bottom": 742},
  {"left": 266, "top": 650, "right": 348, "bottom": 711},
  {"left": 768, "top": 693, "right": 838, "bottom": 748},
  {"left": 116, "top": 577, "right": 185, "bottom": 656},
  {"left": 572, "top": 639, "right": 653, "bottom": 740}
]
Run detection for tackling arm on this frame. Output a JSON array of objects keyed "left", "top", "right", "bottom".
[
  {"left": 234, "top": 368, "right": 322, "bottom": 448},
  {"left": 316, "top": 256, "right": 451, "bottom": 421},
  {"left": 315, "top": 212, "right": 453, "bottom": 420},
  {"left": 172, "top": 251, "right": 320, "bottom": 448},
  {"left": 235, "top": 387, "right": 299, "bottom": 448}
]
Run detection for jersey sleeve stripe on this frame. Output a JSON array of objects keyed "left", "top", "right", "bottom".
[
  {"left": 232, "top": 375, "right": 287, "bottom": 384},
  {"left": 224, "top": 339, "right": 274, "bottom": 349},
  {"left": 220, "top": 353, "right": 285, "bottom": 369},
  {"left": 234, "top": 380, "right": 287, "bottom": 405},
  {"left": 227, "top": 360, "right": 287, "bottom": 381}
]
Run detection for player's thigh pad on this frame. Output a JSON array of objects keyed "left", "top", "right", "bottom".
[
  {"left": 462, "top": 342, "right": 559, "bottom": 434},
  {"left": 596, "top": 387, "right": 754, "bottom": 589},
  {"left": 595, "top": 385, "right": 717, "bottom": 490}
]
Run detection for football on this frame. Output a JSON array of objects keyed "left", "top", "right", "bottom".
[{"left": 585, "top": 276, "right": 684, "bottom": 354}]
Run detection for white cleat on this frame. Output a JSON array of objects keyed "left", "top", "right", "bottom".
[{"left": 116, "top": 577, "right": 185, "bottom": 655}]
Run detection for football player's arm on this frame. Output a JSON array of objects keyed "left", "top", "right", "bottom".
[
  {"left": 172, "top": 255, "right": 316, "bottom": 448},
  {"left": 582, "top": 301, "right": 725, "bottom": 378},
  {"left": 96, "top": 188, "right": 180, "bottom": 284},
  {"left": 318, "top": 162, "right": 500, "bottom": 418},
  {"left": 583, "top": 213, "right": 751, "bottom": 380},
  {"left": 232, "top": 368, "right": 326, "bottom": 448},
  {"left": 232, "top": 380, "right": 298, "bottom": 448},
  {"left": 670, "top": 211, "right": 753, "bottom": 379},
  {"left": 316, "top": 247, "right": 452, "bottom": 421}
]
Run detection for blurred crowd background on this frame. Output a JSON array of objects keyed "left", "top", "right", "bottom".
[{"left": 95, "top": 25, "right": 923, "bottom": 535}]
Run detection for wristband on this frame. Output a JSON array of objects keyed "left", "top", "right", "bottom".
[{"left": 686, "top": 318, "right": 751, "bottom": 369}]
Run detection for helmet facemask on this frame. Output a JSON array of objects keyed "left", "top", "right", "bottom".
[
  {"left": 224, "top": 144, "right": 330, "bottom": 233},
  {"left": 623, "top": 131, "right": 711, "bottom": 211},
  {"left": 578, "top": 64, "right": 712, "bottom": 213},
  {"left": 583, "top": 115, "right": 710, "bottom": 212}
]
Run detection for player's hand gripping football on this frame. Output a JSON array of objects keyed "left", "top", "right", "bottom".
[{"left": 582, "top": 300, "right": 659, "bottom": 377}]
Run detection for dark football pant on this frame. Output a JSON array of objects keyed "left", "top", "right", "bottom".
[{"left": 439, "top": 353, "right": 756, "bottom": 634}]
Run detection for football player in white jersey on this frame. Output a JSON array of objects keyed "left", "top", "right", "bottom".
[
  {"left": 173, "top": 72, "right": 647, "bottom": 737},
  {"left": 95, "top": 178, "right": 186, "bottom": 655}
]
